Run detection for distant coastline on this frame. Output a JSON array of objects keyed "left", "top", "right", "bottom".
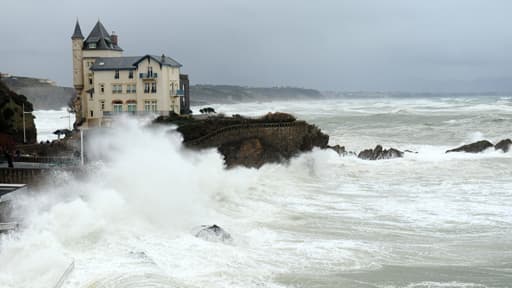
[
  {"left": 1, "top": 75, "right": 74, "bottom": 110},
  {"left": 2, "top": 74, "right": 511, "bottom": 111}
]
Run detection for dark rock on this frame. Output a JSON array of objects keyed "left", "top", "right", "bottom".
[
  {"left": 195, "top": 224, "right": 232, "bottom": 243},
  {"left": 446, "top": 140, "right": 494, "bottom": 153},
  {"left": 219, "top": 138, "right": 282, "bottom": 168},
  {"left": 171, "top": 112, "right": 329, "bottom": 168},
  {"left": 327, "top": 145, "right": 346, "bottom": 155},
  {"left": 358, "top": 145, "right": 404, "bottom": 160},
  {"left": 0, "top": 80, "right": 37, "bottom": 144},
  {"left": 300, "top": 124, "right": 329, "bottom": 151},
  {"left": 495, "top": 139, "right": 512, "bottom": 153}
]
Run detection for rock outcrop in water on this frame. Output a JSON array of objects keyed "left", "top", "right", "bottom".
[
  {"left": 218, "top": 137, "right": 281, "bottom": 168},
  {"left": 156, "top": 112, "right": 329, "bottom": 168},
  {"left": 495, "top": 139, "right": 512, "bottom": 153},
  {"left": 446, "top": 140, "right": 494, "bottom": 153},
  {"left": 358, "top": 145, "right": 404, "bottom": 160},
  {"left": 327, "top": 144, "right": 346, "bottom": 155},
  {"left": 195, "top": 225, "right": 233, "bottom": 243}
]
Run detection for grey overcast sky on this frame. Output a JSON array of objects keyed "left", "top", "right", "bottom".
[{"left": 1, "top": 0, "right": 512, "bottom": 92}]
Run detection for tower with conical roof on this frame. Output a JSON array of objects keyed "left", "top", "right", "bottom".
[
  {"left": 83, "top": 20, "right": 123, "bottom": 52},
  {"left": 71, "top": 20, "right": 85, "bottom": 121}
]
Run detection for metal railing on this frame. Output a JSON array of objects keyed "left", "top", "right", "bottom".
[
  {"left": 53, "top": 259, "right": 75, "bottom": 288},
  {"left": 103, "top": 110, "right": 169, "bottom": 117},
  {"left": 185, "top": 121, "right": 306, "bottom": 146},
  {"left": 0, "top": 222, "right": 18, "bottom": 232},
  {"left": 139, "top": 72, "right": 158, "bottom": 79}
]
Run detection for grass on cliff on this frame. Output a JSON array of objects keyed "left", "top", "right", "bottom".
[{"left": 154, "top": 112, "right": 296, "bottom": 141}]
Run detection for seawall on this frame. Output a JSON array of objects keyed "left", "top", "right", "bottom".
[
  {"left": 0, "top": 167, "right": 83, "bottom": 186},
  {"left": 184, "top": 121, "right": 313, "bottom": 154}
]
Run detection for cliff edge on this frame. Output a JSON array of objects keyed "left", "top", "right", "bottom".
[
  {"left": 155, "top": 112, "right": 329, "bottom": 168},
  {"left": 0, "top": 80, "right": 36, "bottom": 144}
]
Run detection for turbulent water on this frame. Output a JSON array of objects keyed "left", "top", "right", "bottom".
[
  {"left": 33, "top": 108, "right": 75, "bottom": 142},
  {"left": 1, "top": 96, "right": 511, "bottom": 288}
]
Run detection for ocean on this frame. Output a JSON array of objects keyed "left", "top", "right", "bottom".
[{"left": 0, "top": 95, "right": 511, "bottom": 288}]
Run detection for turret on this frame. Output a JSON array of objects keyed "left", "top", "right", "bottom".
[{"left": 71, "top": 20, "right": 84, "bottom": 90}]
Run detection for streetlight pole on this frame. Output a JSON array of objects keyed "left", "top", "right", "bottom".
[
  {"left": 80, "top": 129, "right": 84, "bottom": 166},
  {"left": 22, "top": 103, "right": 26, "bottom": 143},
  {"left": 22, "top": 104, "right": 31, "bottom": 143}
]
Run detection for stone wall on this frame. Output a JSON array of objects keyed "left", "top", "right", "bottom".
[
  {"left": 185, "top": 121, "right": 309, "bottom": 153},
  {"left": 0, "top": 168, "right": 47, "bottom": 185},
  {"left": 183, "top": 120, "right": 328, "bottom": 168},
  {"left": 0, "top": 167, "right": 83, "bottom": 186}
]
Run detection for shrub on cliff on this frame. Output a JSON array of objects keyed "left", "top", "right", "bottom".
[
  {"left": 0, "top": 80, "right": 37, "bottom": 144},
  {"left": 260, "top": 112, "right": 296, "bottom": 122}
]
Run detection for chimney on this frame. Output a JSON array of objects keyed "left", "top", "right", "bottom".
[{"left": 111, "top": 31, "right": 118, "bottom": 46}]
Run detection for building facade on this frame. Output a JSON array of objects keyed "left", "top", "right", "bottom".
[{"left": 71, "top": 20, "right": 190, "bottom": 127}]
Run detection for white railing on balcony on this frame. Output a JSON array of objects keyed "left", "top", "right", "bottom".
[{"left": 139, "top": 72, "right": 158, "bottom": 79}]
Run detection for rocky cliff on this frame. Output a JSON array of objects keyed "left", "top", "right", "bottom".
[
  {"left": 155, "top": 112, "right": 329, "bottom": 168},
  {"left": 2, "top": 75, "right": 74, "bottom": 110},
  {"left": 0, "top": 80, "right": 36, "bottom": 144}
]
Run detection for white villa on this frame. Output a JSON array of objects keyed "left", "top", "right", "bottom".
[{"left": 71, "top": 20, "right": 190, "bottom": 127}]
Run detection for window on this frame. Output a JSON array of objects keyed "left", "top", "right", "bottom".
[
  {"left": 112, "top": 84, "right": 122, "bottom": 94},
  {"left": 148, "top": 67, "right": 153, "bottom": 76},
  {"left": 89, "top": 92, "right": 93, "bottom": 100},
  {"left": 128, "top": 71, "right": 133, "bottom": 79},
  {"left": 151, "top": 100, "right": 157, "bottom": 112},
  {"left": 127, "top": 102, "right": 136, "bottom": 113},
  {"left": 89, "top": 77, "right": 93, "bottom": 85},
  {"left": 114, "top": 70, "right": 119, "bottom": 79},
  {"left": 151, "top": 82, "right": 157, "bottom": 93},
  {"left": 126, "top": 84, "right": 136, "bottom": 94},
  {"left": 100, "top": 84, "right": 105, "bottom": 93},
  {"left": 113, "top": 103, "right": 123, "bottom": 113},
  {"left": 100, "top": 100, "right": 105, "bottom": 111},
  {"left": 170, "top": 82, "right": 175, "bottom": 96},
  {"left": 144, "top": 83, "right": 150, "bottom": 93},
  {"left": 90, "top": 110, "right": 94, "bottom": 117},
  {"left": 88, "top": 43, "right": 96, "bottom": 49},
  {"left": 144, "top": 100, "right": 157, "bottom": 112}
]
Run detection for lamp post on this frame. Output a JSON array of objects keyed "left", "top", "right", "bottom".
[
  {"left": 80, "top": 128, "right": 86, "bottom": 166},
  {"left": 21, "top": 103, "right": 32, "bottom": 144}
]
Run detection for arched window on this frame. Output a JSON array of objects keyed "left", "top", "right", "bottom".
[{"left": 112, "top": 100, "right": 123, "bottom": 113}]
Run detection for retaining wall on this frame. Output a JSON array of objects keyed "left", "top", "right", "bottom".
[{"left": 184, "top": 121, "right": 311, "bottom": 154}]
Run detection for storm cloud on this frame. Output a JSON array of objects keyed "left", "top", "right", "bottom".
[{"left": 1, "top": 0, "right": 512, "bottom": 92}]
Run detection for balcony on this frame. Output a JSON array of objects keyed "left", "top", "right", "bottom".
[
  {"left": 139, "top": 72, "right": 158, "bottom": 79},
  {"left": 176, "top": 89, "right": 185, "bottom": 96}
]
